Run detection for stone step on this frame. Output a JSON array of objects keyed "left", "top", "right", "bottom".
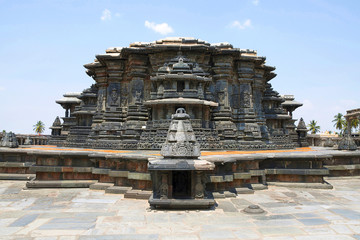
[
  {"left": 212, "top": 191, "right": 236, "bottom": 199},
  {"left": 235, "top": 187, "right": 254, "bottom": 194},
  {"left": 137, "top": 191, "right": 153, "bottom": 199},
  {"left": 124, "top": 189, "right": 142, "bottom": 198},
  {"left": 324, "top": 164, "right": 360, "bottom": 171},
  {"left": 26, "top": 180, "right": 98, "bottom": 188},
  {"left": 89, "top": 182, "right": 114, "bottom": 190},
  {"left": 124, "top": 189, "right": 153, "bottom": 199},
  {"left": 105, "top": 186, "right": 132, "bottom": 194},
  {"left": 267, "top": 181, "right": 333, "bottom": 189},
  {"left": 248, "top": 183, "right": 268, "bottom": 190},
  {"left": 0, "top": 173, "right": 35, "bottom": 181},
  {"left": 149, "top": 195, "right": 215, "bottom": 209},
  {"left": 0, "top": 162, "right": 35, "bottom": 167}
]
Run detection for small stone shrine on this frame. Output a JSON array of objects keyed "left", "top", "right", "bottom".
[
  {"left": 49, "top": 116, "right": 62, "bottom": 136},
  {"left": 1, "top": 131, "right": 18, "bottom": 148},
  {"left": 338, "top": 129, "right": 357, "bottom": 151},
  {"left": 296, "top": 118, "right": 309, "bottom": 147},
  {"left": 49, "top": 37, "right": 305, "bottom": 150},
  {"left": 338, "top": 108, "right": 359, "bottom": 150},
  {"left": 148, "top": 108, "right": 215, "bottom": 209}
]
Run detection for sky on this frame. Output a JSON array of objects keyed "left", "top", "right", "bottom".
[{"left": 0, "top": 0, "right": 359, "bottom": 134}]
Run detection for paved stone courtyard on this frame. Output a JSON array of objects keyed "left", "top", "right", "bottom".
[{"left": 1, "top": 178, "right": 360, "bottom": 240}]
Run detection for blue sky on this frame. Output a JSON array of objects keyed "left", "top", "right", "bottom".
[{"left": 0, "top": 0, "right": 359, "bottom": 134}]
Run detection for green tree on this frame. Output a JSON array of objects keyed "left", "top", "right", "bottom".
[
  {"left": 350, "top": 118, "right": 359, "bottom": 133},
  {"left": 308, "top": 120, "right": 320, "bottom": 134},
  {"left": 33, "top": 121, "right": 45, "bottom": 135},
  {"left": 342, "top": 120, "right": 348, "bottom": 135},
  {"left": 332, "top": 113, "right": 345, "bottom": 131}
]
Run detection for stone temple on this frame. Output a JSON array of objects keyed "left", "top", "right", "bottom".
[{"left": 49, "top": 37, "right": 306, "bottom": 150}]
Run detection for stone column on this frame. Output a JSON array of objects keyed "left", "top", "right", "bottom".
[
  {"left": 253, "top": 69, "right": 268, "bottom": 141},
  {"left": 159, "top": 173, "right": 169, "bottom": 199},
  {"left": 236, "top": 61, "right": 261, "bottom": 141},
  {"left": 211, "top": 55, "right": 237, "bottom": 141},
  {"left": 195, "top": 171, "right": 204, "bottom": 199},
  {"left": 122, "top": 54, "right": 149, "bottom": 147}
]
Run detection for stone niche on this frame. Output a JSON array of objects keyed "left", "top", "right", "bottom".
[{"left": 148, "top": 108, "right": 215, "bottom": 209}]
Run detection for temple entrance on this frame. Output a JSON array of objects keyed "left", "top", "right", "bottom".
[{"left": 172, "top": 171, "right": 191, "bottom": 198}]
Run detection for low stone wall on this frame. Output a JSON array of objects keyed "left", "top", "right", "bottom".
[
  {"left": 0, "top": 133, "right": 50, "bottom": 146},
  {"left": 323, "top": 151, "right": 360, "bottom": 177},
  {"left": 91, "top": 154, "right": 152, "bottom": 190},
  {"left": 2, "top": 147, "right": 360, "bottom": 194},
  {"left": 307, "top": 134, "right": 360, "bottom": 147},
  {"left": 0, "top": 148, "right": 36, "bottom": 180}
]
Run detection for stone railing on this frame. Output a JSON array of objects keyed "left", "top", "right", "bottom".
[
  {"left": 0, "top": 133, "right": 50, "bottom": 146},
  {"left": 306, "top": 134, "right": 360, "bottom": 147}
]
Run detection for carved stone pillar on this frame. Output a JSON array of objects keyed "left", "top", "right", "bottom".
[
  {"left": 236, "top": 61, "right": 262, "bottom": 142},
  {"left": 122, "top": 54, "right": 149, "bottom": 147},
  {"left": 211, "top": 56, "right": 236, "bottom": 142},
  {"left": 159, "top": 173, "right": 169, "bottom": 199},
  {"left": 195, "top": 171, "right": 204, "bottom": 199}
]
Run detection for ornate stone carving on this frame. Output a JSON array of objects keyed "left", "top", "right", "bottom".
[
  {"left": 159, "top": 173, "right": 168, "bottom": 199},
  {"left": 110, "top": 87, "right": 118, "bottom": 105},
  {"left": 1, "top": 131, "right": 18, "bottom": 148},
  {"left": 161, "top": 108, "right": 200, "bottom": 158},
  {"left": 338, "top": 129, "right": 357, "bottom": 151}
]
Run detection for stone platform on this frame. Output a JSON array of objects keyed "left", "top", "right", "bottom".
[
  {"left": 1, "top": 146, "right": 360, "bottom": 197},
  {"left": 1, "top": 178, "right": 360, "bottom": 239}
]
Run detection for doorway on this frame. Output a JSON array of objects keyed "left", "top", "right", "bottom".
[{"left": 172, "top": 171, "right": 191, "bottom": 198}]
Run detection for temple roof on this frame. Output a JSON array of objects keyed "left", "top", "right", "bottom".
[
  {"left": 153, "top": 54, "right": 209, "bottom": 78},
  {"left": 281, "top": 95, "right": 303, "bottom": 108},
  {"left": 56, "top": 92, "right": 82, "bottom": 105},
  {"left": 63, "top": 92, "right": 81, "bottom": 97},
  {"left": 103, "top": 37, "right": 259, "bottom": 56},
  {"left": 84, "top": 37, "right": 276, "bottom": 83},
  {"left": 49, "top": 116, "right": 62, "bottom": 130},
  {"left": 297, "top": 118, "right": 307, "bottom": 130},
  {"left": 56, "top": 97, "right": 81, "bottom": 105},
  {"left": 160, "top": 108, "right": 201, "bottom": 159}
]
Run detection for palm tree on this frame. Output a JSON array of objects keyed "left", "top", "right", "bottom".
[
  {"left": 341, "top": 120, "right": 349, "bottom": 135},
  {"left": 332, "top": 113, "right": 344, "bottom": 131},
  {"left": 308, "top": 120, "right": 320, "bottom": 134},
  {"left": 351, "top": 118, "right": 359, "bottom": 133},
  {"left": 33, "top": 121, "right": 45, "bottom": 135}
]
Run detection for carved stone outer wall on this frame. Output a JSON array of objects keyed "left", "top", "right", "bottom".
[{"left": 53, "top": 37, "right": 303, "bottom": 150}]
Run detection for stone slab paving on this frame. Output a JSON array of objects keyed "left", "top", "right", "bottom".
[{"left": 1, "top": 179, "right": 360, "bottom": 239}]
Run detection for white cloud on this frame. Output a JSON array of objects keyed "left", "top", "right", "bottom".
[
  {"left": 0, "top": 86, "right": 5, "bottom": 91},
  {"left": 144, "top": 20, "right": 174, "bottom": 35},
  {"left": 101, "top": 9, "right": 111, "bottom": 21},
  {"left": 230, "top": 19, "right": 252, "bottom": 30},
  {"left": 252, "top": 0, "right": 259, "bottom": 6}
]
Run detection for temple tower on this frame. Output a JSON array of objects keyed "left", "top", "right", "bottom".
[{"left": 51, "top": 37, "right": 304, "bottom": 150}]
